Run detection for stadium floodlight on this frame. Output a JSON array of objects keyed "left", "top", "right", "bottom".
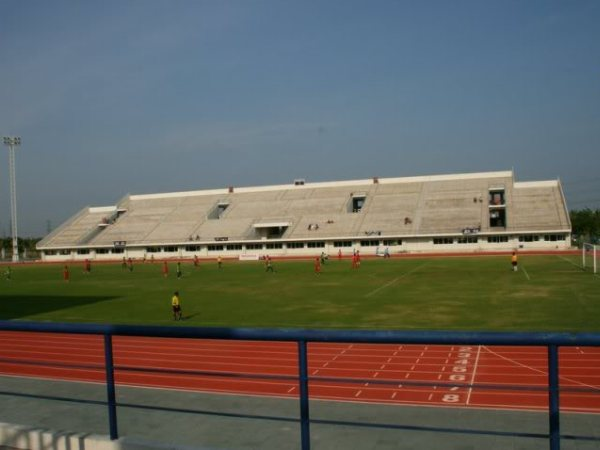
[{"left": 3, "top": 136, "right": 21, "bottom": 262}]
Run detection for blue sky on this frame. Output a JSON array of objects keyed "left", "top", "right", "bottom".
[{"left": 1, "top": 0, "right": 599, "bottom": 236}]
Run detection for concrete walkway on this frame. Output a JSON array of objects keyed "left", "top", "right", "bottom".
[{"left": 1, "top": 375, "right": 599, "bottom": 450}]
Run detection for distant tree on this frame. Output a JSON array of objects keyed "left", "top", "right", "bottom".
[
  {"left": 0, "top": 237, "right": 42, "bottom": 260},
  {"left": 570, "top": 208, "right": 600, "bottom": 244}
]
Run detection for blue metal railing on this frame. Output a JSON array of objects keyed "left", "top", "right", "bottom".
[{"left": 1, "top": 320, "right": 599, "bottom": 450}]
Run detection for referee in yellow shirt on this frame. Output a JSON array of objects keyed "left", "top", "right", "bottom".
[{"left": 171, "top": 291, "right": 182, "bottom": 321}]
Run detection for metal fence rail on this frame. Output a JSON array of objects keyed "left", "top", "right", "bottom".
[{"left": 1, "top": 320, "right": 600, "bottom": 450}]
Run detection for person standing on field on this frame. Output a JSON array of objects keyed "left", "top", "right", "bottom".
[
  {"left": 63, "top": 265, "right": 70, "bottom": 282},
  {"left": 314, "top": 256, "right": 321, "bottom": 274},
  {"left": 171, "top": 291, "right": 182, "bottom": 321},
  {"left": 162, "top": 261, "right": 169, "bottom": 277},
  {"left": 83, "top": 259, "right": 91, "bottom": 274},
  {"left": 265, "top": 255, "right": 274, "bottom": 273},
  {"left": 177, "top": 262, "right": 182, "bottom": 279},
  {"left": 511, "top": 251, "right": 518, "bottom": 272}
]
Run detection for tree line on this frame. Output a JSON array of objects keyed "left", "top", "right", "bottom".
[
  {"left": 570, "top": 208, "right": 600, "bottom": 244},
  {"left": 1, "top": 237, "right": 41, "bottom": 259}
]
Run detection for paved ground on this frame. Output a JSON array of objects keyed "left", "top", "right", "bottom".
[{"left": 1, "top": 375, "right": 599, "bottom": 450}]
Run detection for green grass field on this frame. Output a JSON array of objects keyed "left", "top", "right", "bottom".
[{"left": 0, "top": 254, "right": 598, "bottom": 331}]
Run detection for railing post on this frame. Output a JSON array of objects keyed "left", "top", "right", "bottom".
[
  {"left": 548, "top": 345, "right": 560, "bottom": 450},
  {"left": 103, "top": 334, "right": 119, "bottom": 440},
  {"left": 298, "top": 340, "right": 310, "bottom": 450}
]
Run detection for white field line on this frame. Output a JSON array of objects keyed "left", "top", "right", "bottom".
[
  {"left": 482, "top": 346, "right": 600, "bottom": 391},
  {"left": 466, "top": 345, "right": 481, "bottom": 405},
  {"left": 557, "top": 255, "right": 582, "bottom": 270},
  {"left": 521, "top": 265, "right": 531, "bottom": 280},
  {"left": 364, "top": 263, "right": 427, "bottom": 298}
]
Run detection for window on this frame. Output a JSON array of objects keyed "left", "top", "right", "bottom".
[
  {"left": 245, "top": 243, "right": 263, "bottom": 250},
  {"left": 489, "top": 189, "right": 505, "bottom": 206},
  {"left": 207, "top": 245, "right": 224, "bottom": 251},
  {"left": 348, "top": 193, "right": 366, "bottom": 213},
  {"left": 208, "top": 201, "right": 229, "bottom": 220},
  {"left": 96, "top": 248, "right": 111, "bottom": 254},
  {"left": 163, "top": 246, "right": 177, "bottom": 253},
  {"left": 457, "top": 236, "right": 478, "bottom": 244},
  {"left": 518, "top": 235, "right": 539, "bottom": 242},
  {"left": 433, "top": 238, "right": 454, "bottom": 245},
  {"left": 544, "top": 234, "right": 566, "bottom": 242},
  {"left": 287, "top": 242, "right": 304, "bottom": 249},
  {"left": 333, "top": 241, "right": 352, "bottom": 247},
  {"left": 44, "top": 250, "right": 56, "bottom": 256},
  {"left": 360, "top": 240, "right": 379, "bottom": 247},
  {"left": 307, "top": 241, "right": 325, "bottom": 248},
  {"left": 266, "top": 243, "right": 283, "bottom": 249},
  {"left": 489, "top": 209, "right": 506, "bottom": 227},
  {"left": 383, "top": 239, "right": 401, "bottom": 246},
  {"left": 59, "top": 249, "right": 71, "bottom": 255},
  {"left": 184, "top": 245, "right": 201, "bottom": 252},
  {"left": 226, "top": 244, "right": 242, "bottom": 251},
  {"left": 146, "top": 247, "right": 161, "bottom": 253},
  {"left": 77, "top": 249, "right": 90, "bottom": 255},
  {"left": 487, "top": 235, "right": 509, "bottom": 243}
]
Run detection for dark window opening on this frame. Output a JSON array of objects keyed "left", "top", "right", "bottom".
[{"left": 489, "top": 209, "right": 506, "bottom": 227}]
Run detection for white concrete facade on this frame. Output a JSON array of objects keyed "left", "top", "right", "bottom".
[{"left": 37, "top": 170, "right": 572, "bottom": 261}]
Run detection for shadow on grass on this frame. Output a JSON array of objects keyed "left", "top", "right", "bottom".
[{"left": 0, "top": 295, "right": 118, "bottom": 321}]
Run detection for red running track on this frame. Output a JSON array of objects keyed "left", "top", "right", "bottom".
[{"left": 0, "top": 331, "right": 599, "bottom": 413}]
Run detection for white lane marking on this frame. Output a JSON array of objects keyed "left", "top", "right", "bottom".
[
  {"left": 482, "top": 346, "right": 600, "bottom": 391},
  {"left": 466, "top": 345, "right": 482, "bottom": 405},
  {"left": 522, "top": 265, "right": 531, "bottom": 280},
  {"left": 287, "top": 387, "right": 296, "bottom": 393}
]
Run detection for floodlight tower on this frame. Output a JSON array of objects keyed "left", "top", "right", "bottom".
[{"left": 3, "top": 136, "right": 21, "bottom": 262}]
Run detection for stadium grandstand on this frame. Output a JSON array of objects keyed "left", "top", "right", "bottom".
[{"left": 37, "top": 170, "right": 571, "bottom": 261}]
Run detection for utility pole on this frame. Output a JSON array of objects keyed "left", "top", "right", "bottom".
[{"left": 3, "top": 136, "right": 21, "bottom": 262}]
